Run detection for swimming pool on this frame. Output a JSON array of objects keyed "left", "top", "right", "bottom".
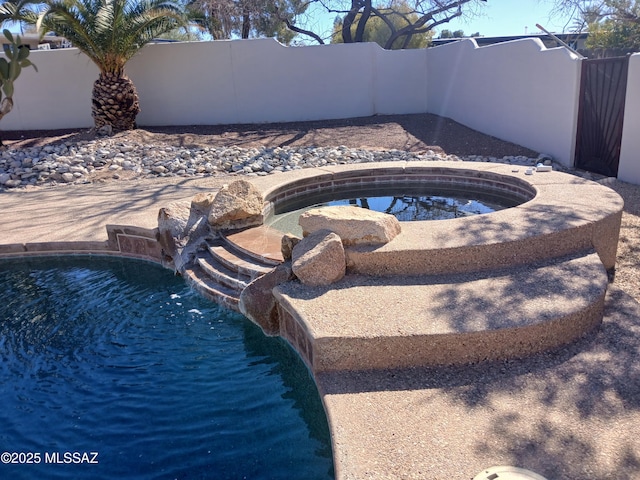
[{"left": 0, "top": 256, "right": 333, "bottom": 479}]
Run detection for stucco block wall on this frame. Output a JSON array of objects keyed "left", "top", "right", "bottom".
[
  {"left": 373, "top": 47, "right": 428, "bottom": 114},
  {"left": 2, "top": 39, "right": 429, "bottom": 130},
  {"left": 425, "top": 38, "right": 582, "bottom": 166},
  {"left": 618, "top": 53, "right": 640, "bottom": 185},
  {"left": 126, "top": 41, "right": 237, "bottom": 126},
  {"left": 127, "top": 40, "right": 378, "bottom": 126},
  {"left": 3, "top": 48, "right": 97, "bottom": 130},
  {"left": 128, "top": 39, "right": 429, "bottom": 125}
]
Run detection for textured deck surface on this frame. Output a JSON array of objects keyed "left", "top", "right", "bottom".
[{"left": 274, "top": 252, "right": 608, "bottom": 371}]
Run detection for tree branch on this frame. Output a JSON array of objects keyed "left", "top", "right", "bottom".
[
  {"left": 275, "top": 8, "right": 325, "bottom": 43},
  {"left": 384, "top": 0, "right": 474, "bottom": 49},
  {"left": 342, "top": 0, "right": 363, "bottom": 43},
  {"left": 354, "top": 0, "right": 372, "bottom": 42}
]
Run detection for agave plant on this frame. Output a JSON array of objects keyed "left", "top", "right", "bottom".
[{"left": 40, "top": 0, "right": 185, "bottom": 131}]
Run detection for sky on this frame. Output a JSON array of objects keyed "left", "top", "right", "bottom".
[
  {"left": 303, "top": 0, "right": 578, "bottom": 44},
  {"left": 9, "top": 0, "right": 577, "bottom": 43},
  {"left": 442, "top": 0, "right": 576, "bottom": 37}
]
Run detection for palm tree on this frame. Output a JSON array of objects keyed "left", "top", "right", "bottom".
[{"left": 40, "top": 0, "right": 185, "bottom": 131}]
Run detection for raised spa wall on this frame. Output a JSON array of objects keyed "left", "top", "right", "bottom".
[{"left": 256, "top": 161, "right": 623, "bottom": 277}]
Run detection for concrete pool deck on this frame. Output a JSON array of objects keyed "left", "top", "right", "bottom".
[{"left": 2, "top": 171, "right": 640, "bottom": 479}]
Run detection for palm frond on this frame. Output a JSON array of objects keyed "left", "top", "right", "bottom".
[
  {"left": 41, "top": 0, "right": 186, "bottom": 74},
  {"left": 0, "top": 1, "right": 46, "bottom": 28}
]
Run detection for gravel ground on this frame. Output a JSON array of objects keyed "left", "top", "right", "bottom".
[
  {"left": 606, "top": 179, "right": 640, "bottom": 303},
  {"left": 0, "top": 114, "right": 540, "bottom": 157}
]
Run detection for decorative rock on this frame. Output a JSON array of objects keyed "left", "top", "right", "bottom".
[
  {"left": 4, "top": 179, "right": 22, "bottom": 188},
  {"left": 191, "top": 192, "right": 216, "bottom": 214},
  {"left": 207, "top": 179, "right": 264, "bottom": 230},
  {"left": 0, "top": 135, "right": 560, "bottom": 189},
  {"left": 97, "top": 124, "right": 113, "bottom": 136},
  {"left": 292, "top": 229, "right": 346, "bottom": 286},
  {"left": 299, "top": 206, "right": 401, "bottom": 246},
  {"left": 238, "top": 264, "right": 294, "bottom": 335},
  {"left": 158, "top": 201, "right": 192, "bottom": 241},
  {"left": 281, "top": 233, "right": 301, "bottom": 261},
  {"left": 537, "top": 153, "right": 553, "bottom": 162},
  {"left": 61, "top": 172, "right": 75, "bottom": 183},
  {"left": 158, "top": 200, "right": 209, "bottom": 271}
]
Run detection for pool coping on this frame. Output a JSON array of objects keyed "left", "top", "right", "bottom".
[{"left": 0, "top": 224, "right": 163, "bottom": 263}]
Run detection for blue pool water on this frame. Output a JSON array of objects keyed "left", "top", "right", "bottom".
[{"left": 0, "top": 256, "right": 334, "bottom": 480}]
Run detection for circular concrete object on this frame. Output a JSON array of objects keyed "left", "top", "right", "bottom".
[{"left": 473, "top": 466, "right": 548, "bottom": 480}]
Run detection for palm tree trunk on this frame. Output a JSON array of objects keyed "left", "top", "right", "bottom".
[{"left": 91, "top": 72, "right": 140, "bottom": 131}]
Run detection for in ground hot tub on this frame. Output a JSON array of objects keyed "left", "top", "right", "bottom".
[
  {"left": 263, "top": 164, "right": 537, "bottom": 237},
  {"left": 255, "top": 161, "right": 620, "bottom": 276},
  {"left": 266, "top": 178, "right": 533, "bottom": 236}
]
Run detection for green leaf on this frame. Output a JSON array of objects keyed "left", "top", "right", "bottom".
[
  {"left": 8, "top": 60, "right": 21, "bottom": 81},
  {"left": 17, "top": 46, "right": 29, "bottom": 61},
  {"left": 0, "top": 58, "right": 9, "bottom": 79},
  {"left": 3, "top": 30, "right": 13, "bottom": 44},
  {"left": 20, "top": 60, "right": 36, "bottom": 72},
  {"left": 3, "top": 81, "right": 14, "bottom": 98},
  {"left": 2, "top": 44, "right": 11, "bottom": 57}
]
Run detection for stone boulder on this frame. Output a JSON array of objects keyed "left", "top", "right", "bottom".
[
  {"left": 191, "top": 192, "right": 217, "bottom": 214},
  {"left": 292, "top": 229, "right": 346, "bottom": 286},
  {"left": 208, "top": 179, "right": 264, "bottom": 230},
  {"left": 158, "top": 200, "right": 210, "bottom": 271},
  {"left": 298, "top": 205, "right": 401, "bottom": 246},
  {"left": 281, "top": 233, "right": 301, "bottom": 261},
  {"left": 239, "top": 264, "right": 294, "bottom": 335}
]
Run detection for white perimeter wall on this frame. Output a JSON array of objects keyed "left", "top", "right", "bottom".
[
  {"left": 128, "top": 39, "right": 429, "bottom": 125},
  {"left": 618, "top": 53, "right": 640, "bottom": 185},
  {"left": 4, "top": 48, "right": 98, "bottom": 130},
  {"left": 6, "top": 36, "right": 637, "bottom": 174},
  {"left": 2, "top": 39, "right": 429, "bottom": 130},
  {"left": 425, "top": 38, "right": 582, "bottom": 166}
]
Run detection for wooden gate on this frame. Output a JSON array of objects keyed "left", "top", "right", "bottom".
[{"left": 574, "top": 56, "right": 630, "bottom": 177}]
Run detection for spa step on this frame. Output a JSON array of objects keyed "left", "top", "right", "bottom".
[
  {"left": 196, "top": 253, "right": 251, "bottom": 292},
  {"left": 207, "top": 239, "right": 275, "bottom": 280},
  {"left": 184, "top": 234, "right": 283, "bottom": 312},
  {"left": 273, "top": 250, "right": 609, "bottom": 372},
  {"left": 221, "top": 226, "right": 284, "bottom": 266},
  {"left": 183, "top": 264, "right": 241, "bottom": 311}
]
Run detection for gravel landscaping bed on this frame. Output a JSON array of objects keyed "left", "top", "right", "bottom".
[
  {"left": 0, "top": 113, "right": 554, "bottom": 189},
  {"left": 0, "top": 139, "right": 557, "bottom": 189}
]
